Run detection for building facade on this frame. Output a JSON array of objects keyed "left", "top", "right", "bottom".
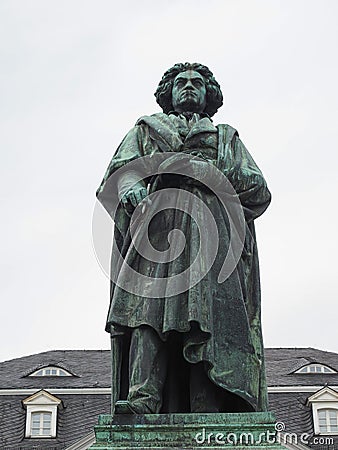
[{"left": 1, "top": 348, "right": 338, "bottom": 449}]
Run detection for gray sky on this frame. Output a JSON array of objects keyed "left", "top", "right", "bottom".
[{"left": 1, "top": 0, "right": 337, "bottom": 363}]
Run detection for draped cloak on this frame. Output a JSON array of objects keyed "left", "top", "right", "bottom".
[{"left": 97, "top": 112, "right": 271, "bottom": 411}]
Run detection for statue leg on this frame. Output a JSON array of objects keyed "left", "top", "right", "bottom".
[
  {"left": 127, "top": 325, "right": 167, "bottom": 414},
  {"left": 110, "top": 330, "right": 123, "bottom": 414}
]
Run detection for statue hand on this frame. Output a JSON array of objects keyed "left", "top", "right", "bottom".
[{"left": 121, "top": 184, "right": 148, "bottom": 211}]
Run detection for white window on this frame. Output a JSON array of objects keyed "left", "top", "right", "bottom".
[
  {"left": 318, "top": 409, "right": 338, "bottom": 433},
  {"left": 295, "top": 364, "right": 336, "bottom": 374},
  {"left": 23, "top": 391, "right": 61, "bottom": 438},
  {"left": 29, "top": 366, "right": 72, "bottom": 377},
  {"left": 31, "top": 412, "right": 52, "bottom": 436},
  {"left": 307, "top": 387, "right": 338, "bottom": 435}
]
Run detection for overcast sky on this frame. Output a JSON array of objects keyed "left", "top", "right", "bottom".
[{"left": 1, "top": 0, "right": 337, "bottom": 363}]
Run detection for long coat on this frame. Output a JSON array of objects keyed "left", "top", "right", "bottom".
[{"left": 97, "top": 112, "right": 271, "bottom": 411}]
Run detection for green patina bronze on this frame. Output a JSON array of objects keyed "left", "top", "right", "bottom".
[
  {"left": 90, "top": 412, "right": 287, "bottom": 449},
  {"left": 97, "top": 63, "right": 271, "bottom": 416}
]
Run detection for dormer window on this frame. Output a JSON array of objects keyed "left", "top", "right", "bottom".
[
  {"left": 295, "top": 364, "right": 336, "bottom": 374},
  {"left": 23, "top": 390, "right": 61, "bottom": 438},
  {"left": 307, "top": 387, "right": 338, "bottom": 435},
  {"left": 29, "top": 366, "right": 72, "bottom": 377}
]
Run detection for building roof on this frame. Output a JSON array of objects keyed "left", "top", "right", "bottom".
[
  {"left": 1, "top": 347, "right": 338, "bottom": 449},
  {"left": 265, "top": 348, "right": 338, "bottom": 387},
  {"left": 1, "top": 347, "right": 338, "bottom": 390},
  {"left": 269, "top": 392, "right": 314, "bottom": 436},
  {"left": 0, "top": 350, "right": 111, "bottom": 390},
  {"left": 0, "top": 394, "right": 110, "bottom": 449}
]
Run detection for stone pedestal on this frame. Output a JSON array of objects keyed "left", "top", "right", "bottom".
[{"left": 89, "top": 411, "right": 287, "bottom": 449}]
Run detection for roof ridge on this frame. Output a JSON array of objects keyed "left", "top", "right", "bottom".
[
  {"left": 0, "top": 349, "right": 110, "bottom": 364},
  {"left": 2, "top": 347, "right": 338, "bottom": 365},
  {"left": 265, "top": 347, "right": 337, "bottom": 352}
]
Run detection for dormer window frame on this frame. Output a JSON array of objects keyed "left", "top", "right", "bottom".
[
  {"left": 27, "top": 409, "right": 55, "bottom": 438},
  {"left": 317, "top": 408, "right": 338, "bottom": 434},
  {"left": 295, "top": 363, "right": 337, "bottom": 374},
  {"left": 22, "top": 390, "right": 61, "bottom": 439},
  {"left": 29, "top": 366, "right": 72, "bottom": 377},
  {"left": 308, "top": 387, "right": 338, "bottom": 435}
]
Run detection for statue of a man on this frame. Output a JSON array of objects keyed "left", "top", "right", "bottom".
[{"left": 97, "top": 63, "right": 271, "bottom": 414}]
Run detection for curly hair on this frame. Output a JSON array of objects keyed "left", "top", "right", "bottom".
[{"left": 154, "top": 62, "right": 223, "bottom": 117}]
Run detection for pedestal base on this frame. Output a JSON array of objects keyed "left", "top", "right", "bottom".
[{"left": 89, "top": 412, "right": 287, "bottom": 449}]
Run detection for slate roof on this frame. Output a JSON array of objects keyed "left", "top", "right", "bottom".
[
  {"left": 1, "top": 347, "right": 338, "bottom": 390},
  {"left": 0, "top": 351, "right": 111, "bottom": 448},
  {"left": 0, "top": 394, "right": 110, "bottom": 449},
  {"left": 265, "top": 348, "right": 338, "bottom": 450},
  {"left": 269, "top": 392, "right": 314, "bottom": 435},
  {"left": 0, "top": 350, "right": 111, "bottom": 390},
  {"left": 264, "top": 348, "right": 338, "bottom": 387},
  {"left": 269, "top": 391, "right": 338, "bottom": 449},
  {"left": 1, "top": 347, "right": 338, "bottom": 449}
]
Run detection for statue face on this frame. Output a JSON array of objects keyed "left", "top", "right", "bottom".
[{"left": 172, "top": 70, "right": 207, "bottom": 114}]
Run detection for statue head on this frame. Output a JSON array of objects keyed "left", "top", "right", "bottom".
[{"left": 155, "top": 63, "right": 223, "bottom": 117}]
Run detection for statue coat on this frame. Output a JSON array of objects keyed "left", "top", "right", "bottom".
[{"left": 97, "top": 112, "right": 271, "bottom": 411}]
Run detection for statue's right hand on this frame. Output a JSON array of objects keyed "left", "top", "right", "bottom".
[{"left": 120, "top": 184, "right": 148, "bottom": 212}]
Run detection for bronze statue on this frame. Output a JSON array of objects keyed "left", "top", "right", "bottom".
[{"left": 97, "top": 63, "right": 271, "bottom": 414}]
